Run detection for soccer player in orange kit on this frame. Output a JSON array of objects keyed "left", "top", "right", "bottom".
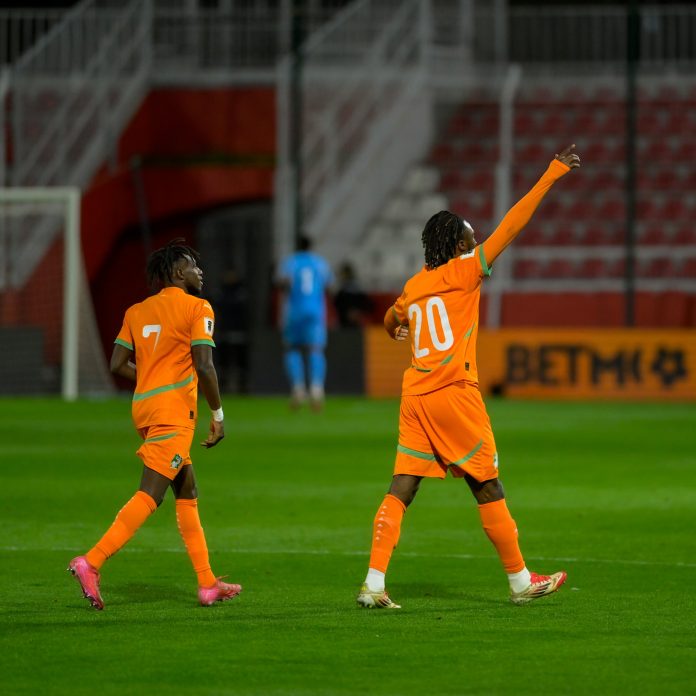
[
  {"left": 357, "top": 145, "right": 580, "bottom": 608},
  {"left": 69, "top": 240, "right": 241, "bottom": 609}
]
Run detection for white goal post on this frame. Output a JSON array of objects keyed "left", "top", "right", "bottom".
[{"left": 0, "top": 186, "right": 113, "bottom": 400}]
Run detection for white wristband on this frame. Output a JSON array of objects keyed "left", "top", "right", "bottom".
[{"left": 211, "top": 407, "right": 224, "bottom": 422}]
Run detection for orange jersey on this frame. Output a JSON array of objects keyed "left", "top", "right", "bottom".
[
  {"left": 392, "top": 158, "right": 570, "bottom": 397},
  {"left": 393, "top": 246, "right": 489, "bottom": 395},
  {"left": 115, "top": 286, "right": 216, "bottom": 429}
]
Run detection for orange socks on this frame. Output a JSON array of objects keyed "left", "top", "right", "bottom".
[
  {"left": 85, "top": 491, "right": 157, "bottom": 569},
  {"left": 478, "top": 498, "right": 525, "bottom": 573},
  {"left": 368, "top": 494, "right": 407, "bottom": 573},
  {"left": 176, "top": 498, "right": 217, "bottom": 588}
]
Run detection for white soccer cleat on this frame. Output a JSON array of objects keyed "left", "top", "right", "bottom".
[
  {"left": 509, "top": 571, "right": 567, "bottom": 605},
  {"left": 356, "top": 583, "right": 401, "bottom": 609}
]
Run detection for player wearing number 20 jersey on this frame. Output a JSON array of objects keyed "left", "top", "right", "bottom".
[
  {"left": 357, "top": 149, "right": 580, "bottom": 610},
  {"left": 393, "top": 246, "right": 488, "bottom": 396}
]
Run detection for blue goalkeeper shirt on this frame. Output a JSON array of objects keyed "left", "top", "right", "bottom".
[{"left": 280, "top": 251, "right": 333, "bottom": 320}]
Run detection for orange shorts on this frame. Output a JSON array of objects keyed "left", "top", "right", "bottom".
[
  {"left": 136, "top": 425, "right": 194, "bottom": 481},
  {"left": 395, "top": 381, "right": 498, "bottom": 482}
]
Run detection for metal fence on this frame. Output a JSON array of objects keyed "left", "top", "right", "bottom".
[
  {"left": 479, "top": 3, "right": 696, "bottom": 67},
  {"left": 151, "top": 0, "right": 353, "bottom": 85},
  {"left": 10, "top": 0, "right": 151, "bottom": 188},
  {"left": 275, "top": 0, "right": 433, "bottom": 264},
  {"left": 0, "top": 9, "right": 65, "bottom": 66}
]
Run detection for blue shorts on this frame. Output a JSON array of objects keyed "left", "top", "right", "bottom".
[{"left": 283, "top": 316, "right": 326, "bottom": 348}]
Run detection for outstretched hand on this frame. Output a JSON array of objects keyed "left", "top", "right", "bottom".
[
  {"left": 201, "top": 418, "right": 225, "bottom": 448},
  {"left": 555, "top": 144, "right": 581, "bottom": 168}
]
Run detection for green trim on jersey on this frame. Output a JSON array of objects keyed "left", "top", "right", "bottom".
[
  {"left": 133, "top": 374, "right": 194, "bottom": 402},
  {"left": 191, "top": 339, "right": 216, "bottom": 348},
  {"left": 397, "top": 444, "right": 437, "bottom": 461},
  {"left": 452, "top": 439, "right": 483, "bottom": 466},
  {"left": 114, "top": 338, "right": 133, "bottom": 351},
  {"left": 478, "top": 245, "right": 491, "bottom": 277},
  {"left": 391, "top": 306, "right": 405, "bottom": 326},
  {"left": 143, "top": 431, "right": 178, "bottom": 444},
  {"left": 412, "top": 350, "right": 458, "bottom": 372},
  {"left": 464, "top": 322, "right": 476, "bottom": 339}
]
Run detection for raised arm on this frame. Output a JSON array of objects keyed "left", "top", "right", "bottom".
[{"left": 482, "top": 144, "right": 580, "bottom": 267}]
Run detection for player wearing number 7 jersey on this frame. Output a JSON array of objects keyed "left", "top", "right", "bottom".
[
  {"left": 357, "top": 146, "right": 580, "bottom": 609},
  {"left": 68, "top": 240, "right": 241, "bottom": 609}
]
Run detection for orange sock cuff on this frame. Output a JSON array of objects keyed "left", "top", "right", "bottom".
[
  {"left": 478, "top": 498, "right": 526, "bottom": 574},
  {"left": 176, "top": 498, "right": 216, "bottom": 588},
  {"left": 135, "top": 490, "right": 158, "bottom": 513},
  {"left": 368, "top": 494, "right": 407, "bottom": 574},
  {"left": 86, "top": 490, "right": 157, "bottom": 569},
  {"left": 384, "top": 493, "right": 407, "bottom": 514}
]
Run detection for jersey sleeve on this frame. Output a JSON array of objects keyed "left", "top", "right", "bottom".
[
  {"left": 114, "top": 308, "right": 135, "bottom": 351},
  {"left": 392, "top": 291, "right": 408, "bottom": 325},
  {"left": 191, "top": 300, "right": 216, "bottom": 348}
]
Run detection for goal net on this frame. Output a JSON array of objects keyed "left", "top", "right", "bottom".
[{"left": 0, "top": 187, "right": 114, "bottom": 399}]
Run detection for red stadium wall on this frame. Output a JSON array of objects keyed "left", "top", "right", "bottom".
[
  {"left": 83, "top": 87, "right": 275, "bottom": 283},
  {"left": 80, "top": 87, "right": 275, "bottom": 352}
]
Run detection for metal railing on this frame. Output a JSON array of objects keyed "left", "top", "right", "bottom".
[
  {"left": 10, "top": 0, "right": 152, "bottom": 188},
  {"left": 6, "top": 0, "right": 152, "bottom": 288},
  {"left": 275, "top": 0, "right": 433, "bottom": 264},
  {"left": 0, "top": 67, "right": 8, "bottom": 188},
  {"left": 492, "top": 3, "right": 696, "bottom": 68},
  {"left": 0, "top": 9, "right": 65, "bottom": 66},
  {"left": 151, "top": 0, "right": 353, "bottom": 85}
]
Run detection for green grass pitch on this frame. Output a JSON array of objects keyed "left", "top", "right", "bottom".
[{"left": 1, "top": 396, "right": 695, "bottom": 695}]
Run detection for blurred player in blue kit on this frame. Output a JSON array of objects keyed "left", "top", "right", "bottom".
[{"left": 278, "top": 235, "right": 334, "bottom": 410}]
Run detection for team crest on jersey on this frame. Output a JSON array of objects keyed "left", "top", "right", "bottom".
[
  {"left": 170, "top": 454, "right": 183, "bottom": 470},
  {"left": 204, "top": 317, "right": 214, "bottom": 335}
]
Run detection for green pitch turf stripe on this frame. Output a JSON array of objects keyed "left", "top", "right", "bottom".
[
  {"left": 143, "top": 431, "right": 178, "bottom": 444},
  {"left": 133, "top": 374, "right": 194, "bottom": 401},
  {"left": 397, "top": 444, "right": 436, "bottom": 461},
  {"left": 114, "top": 338, "right": 133, "bottom": 350}
]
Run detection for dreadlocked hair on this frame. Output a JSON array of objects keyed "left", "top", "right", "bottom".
[
  {"left": 421, "top": 211, "right": 464, "bottom": 269},
  {"left": 146, "top": 238, "right": 200, "bottom": 290}
]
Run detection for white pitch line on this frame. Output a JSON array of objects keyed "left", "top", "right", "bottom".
[{"left": 1, "top": 546, "right": 695, "bottom": 569}]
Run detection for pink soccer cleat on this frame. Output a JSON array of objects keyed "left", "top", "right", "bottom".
[
  {"left": 510, "top": 571, "right": 567, "bottom": 605},
  {"left": 68, "top": 556, "right": 104, "bottom": 610},
  {"left": 198, "top": 577, "right": 242, "bottom": 606}
]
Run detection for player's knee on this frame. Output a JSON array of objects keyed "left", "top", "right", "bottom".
[
  {"left": 148, "top": 491, "right": 165, "bottom": 507},
  {"left": 467, "top": 476, "right": 505, "bottom": 504},
  {"left": 389, "top": 475, "right": 422, "bottom": 507}
]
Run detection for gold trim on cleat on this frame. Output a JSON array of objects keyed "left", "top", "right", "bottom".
[
  {"left": 356, "top": 583, "right": 401, "bottom": 609},
  {"left": 510, "top": 571, "right": 567, "bottom": 606}
]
